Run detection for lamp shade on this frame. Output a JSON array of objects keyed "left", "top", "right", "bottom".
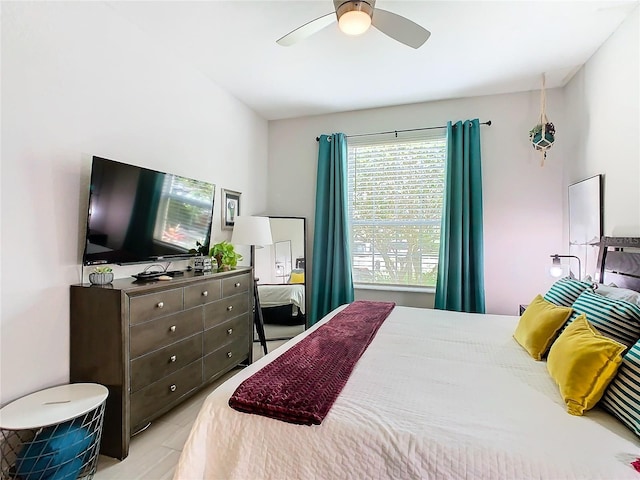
[
  {"left": 336, "top": 0, "right": 373, "bottom": 36},
  {"left": 339, "top": 10, "right": 371, "bottom": 35},
  {"left": 231, "top": 216, "right": 273, "bottom": 247}
]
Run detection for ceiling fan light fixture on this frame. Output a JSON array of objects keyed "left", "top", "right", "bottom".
[
  {"left": 277, "top": 0, "right": 430, "bottom": 49},
  {"left": 336, "top": 1, "right": 373, "bottom": 36},
  {"left": 339, "top": 11, "right": 371, "bottom": 35}
]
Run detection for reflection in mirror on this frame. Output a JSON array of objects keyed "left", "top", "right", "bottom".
[
  {"left": 274, "top": 240, "right": 292, "bottom": 283},
  {"left": 255, "top": 216, "right": 306, "bottom": 341}
]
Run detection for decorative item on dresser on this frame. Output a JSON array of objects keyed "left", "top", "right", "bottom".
[
  {"left": 69, "top": 267, "right": 253, "bottom": 460},
  {"left": 211, "top": 241, "right": 243, "bottom": 272},
  {"left": 88, "top": 266, "right": 113, "bottom": 285}
]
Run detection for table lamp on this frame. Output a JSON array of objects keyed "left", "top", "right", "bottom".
[{"left": 549, "top": 254, "right": 582, "bottom": 281}]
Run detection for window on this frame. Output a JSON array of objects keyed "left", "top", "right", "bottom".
[{"left": 347, "top": 132, "right": 446, "bottom": 288}]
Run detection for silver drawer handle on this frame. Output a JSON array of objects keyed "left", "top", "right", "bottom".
[
  {"left": 227, "top": 305, "right": 233, "bottom": 311},
  {"left": 202, "top": 291, "right": 208, "bottom": 297},
  {"left": 227, "top": 328, "right": 233, "bottom": 335},
  {"left": 169, "top": 355, "right": 177, "bottom": 363},
  {"left": 157, "top": 302, "right": 164, "bottom": 309},
  {"left": 169, "top": 325, "right": 176, "bottom": 333},
  {"left": 234, "top": 282, "right": 241, "bottom": 288},
  {"left": 170, "top": 384, "right": 177, "bottom": 392},
  {"left": 227, "top": 352, "right": 233, "bottom": 358}
]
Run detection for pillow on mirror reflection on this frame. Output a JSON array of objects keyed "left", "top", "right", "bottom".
[{"left": 288, "top": 269, "right": 305, "bottom": 284}]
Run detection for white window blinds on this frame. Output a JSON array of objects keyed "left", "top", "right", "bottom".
[
  {"left": 154, "top": 175, "right": 215, "bottom": 251},
  {"left": 347, "top": 132, "right": 446, "bottom": 287}
]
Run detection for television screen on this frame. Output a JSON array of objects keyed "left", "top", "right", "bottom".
[{"left": 83, "top": 156, "right": 216, "bottom": 265}]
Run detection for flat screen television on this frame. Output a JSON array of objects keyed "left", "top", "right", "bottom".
[{"left": 82, "top": 156, "right": 216, "bottom": 266}]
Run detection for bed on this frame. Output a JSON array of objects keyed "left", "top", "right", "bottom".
[
  {"left": 257, "top": 284, "right": 306, "bottom": 314},
  {"left": 174, "top": 237, "right": 640, "bottom": 479},
  {"left": 258, "top": 283, "right": 306, "bottom": 325}
]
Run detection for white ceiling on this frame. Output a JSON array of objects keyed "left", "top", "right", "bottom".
[{"left": 107, "top": 0, "right": 639, "bottom": 120}]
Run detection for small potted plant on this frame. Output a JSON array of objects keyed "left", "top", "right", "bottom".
[
  {"left": 211, "top": 241, "right": 243, "bottom": 272},
  {"left": 89, "top": 266, "right": 113, "bottom": 285}
]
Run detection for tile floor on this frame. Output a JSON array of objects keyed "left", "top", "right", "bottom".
[{"left": 93, "top": 334, "right": 291, "bottom": 480}]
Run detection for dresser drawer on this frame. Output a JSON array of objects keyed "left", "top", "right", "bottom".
[
  {"left": 203, "top": 315, "right": 250, "bottom": 354},
  {"left": 130, "top": 333, "right": 203, "bottom": 393},
  {"left": 204, "top": 294, "right": 250, "bottom": 329},
  {"left": 184, "top": 279, "right": 222, "bottom": 309},
  {"left": 129, "top": 289, "right": 184, "bottom": 325},
  {"left": 222, "top": 274, "right": 251, "bottom": 297},
  {"left": 130, "top": 307, "right": 202, "bottom": 358},
  {"left": 130, "top": 360, "right": 202, "bottom": 431},
  {"left": 203, "top": 338, "right": 249, "bottom": 382}
]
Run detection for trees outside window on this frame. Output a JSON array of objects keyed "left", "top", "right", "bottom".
[{"left": 347, "top": 134, "right": 446, "bottom": 287}]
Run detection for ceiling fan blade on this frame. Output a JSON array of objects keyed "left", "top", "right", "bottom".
[
  {"left": 276, "top": 12, "right": 336, "bottom": 46},
  {"left": 371, "top": 8, "right": 431, "bottom": 49}
]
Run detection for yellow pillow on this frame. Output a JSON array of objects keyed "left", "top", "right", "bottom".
[
  {"left": 513, "top": 294, "right": 573, "bottom": 360},
  {"left": 547, "top": 314, "right": 625, "bottom": 416},
  {"left": 289, "top": 271, "right": 305, "bottom": 284}
]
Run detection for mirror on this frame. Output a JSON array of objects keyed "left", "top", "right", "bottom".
[{"left": 255, "top": 216, "right": 307, "bottom": 340}]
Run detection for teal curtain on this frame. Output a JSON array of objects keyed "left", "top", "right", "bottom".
[
  {"left": 435, "top": 119, "right": 486, "bottom": 313},
  {"left": 310, "top": 133, "right": 354, "bottom": 325}
]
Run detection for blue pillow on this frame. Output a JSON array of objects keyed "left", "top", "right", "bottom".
[
  {"left": 15, "top": 421, "right": 91, "bottom": 480},
  {"left": 601, "top": 340, "right": 640, "bottom": 436},
  {"left": 543, "top": 277, "right": 592, "bottom": 307},
  {"left": 564, "top": 289, "right": 640, "bottom": 349}
]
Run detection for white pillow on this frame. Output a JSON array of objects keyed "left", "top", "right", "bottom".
[{"left": 594, "top": 283, "right": 640, "bottom": 307}]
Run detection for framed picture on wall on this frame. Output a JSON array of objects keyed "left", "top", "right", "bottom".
[
  {"left": 221, "top": 189, "right": 241, "bottom": 230},
  {"left": 568, "top": 174, "right": 603, "bottom": 279}
]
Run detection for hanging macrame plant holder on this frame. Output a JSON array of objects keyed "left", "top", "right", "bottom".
[{"left": 529, "top": 74, "right": 556, "bottom": 166}]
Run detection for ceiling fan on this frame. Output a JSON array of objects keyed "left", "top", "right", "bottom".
[{"left": 276, "top": 0, "right": 431, "bottom": 49}]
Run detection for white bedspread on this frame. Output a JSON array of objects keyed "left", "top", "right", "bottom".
[
  {"left": 174, "top": 306, "right": 640, "bottom": 480},
  {"left": 258, "top": 284, "right": 305, "bottom": 314}
]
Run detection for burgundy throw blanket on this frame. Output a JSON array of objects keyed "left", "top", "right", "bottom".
[{"left": 228, "top": 300, "right": 396, "bottom": 425}]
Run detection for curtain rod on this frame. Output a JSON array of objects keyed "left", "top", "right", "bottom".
[{"left": 315, "top": 120, "right": 492, "bottom": 141}]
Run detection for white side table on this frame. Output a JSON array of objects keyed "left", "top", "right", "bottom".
[{"left": 0, "top": 383, "right": 108, "bottom": 480}]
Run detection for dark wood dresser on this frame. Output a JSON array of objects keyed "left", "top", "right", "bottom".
[{"left": 70, "top": 267, "right": 253, "bottom": 459}]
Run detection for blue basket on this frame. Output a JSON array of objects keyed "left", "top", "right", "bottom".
[{"left": 1, "top": 402, "right": 105, "bottom": 480}]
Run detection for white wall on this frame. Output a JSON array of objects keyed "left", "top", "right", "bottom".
[
  {"left": 564, "top": 7, "right": 639, "bottom": 238},
  {"left": 268, "top": 90, "right": 568, "bottom": 315},
  {"left": 0, "top": 2, "right": 268, "bottom": 405}
]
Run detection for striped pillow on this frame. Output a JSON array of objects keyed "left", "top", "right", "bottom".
[
  {"left": 565, "top": 289, "right": 640, "bottom": 348},
  {"left": 543, "top": 277, "right": 592, "bottom": 307},
  {"left": 601, "top": 341, "right": 640, "bottom": 436}
]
